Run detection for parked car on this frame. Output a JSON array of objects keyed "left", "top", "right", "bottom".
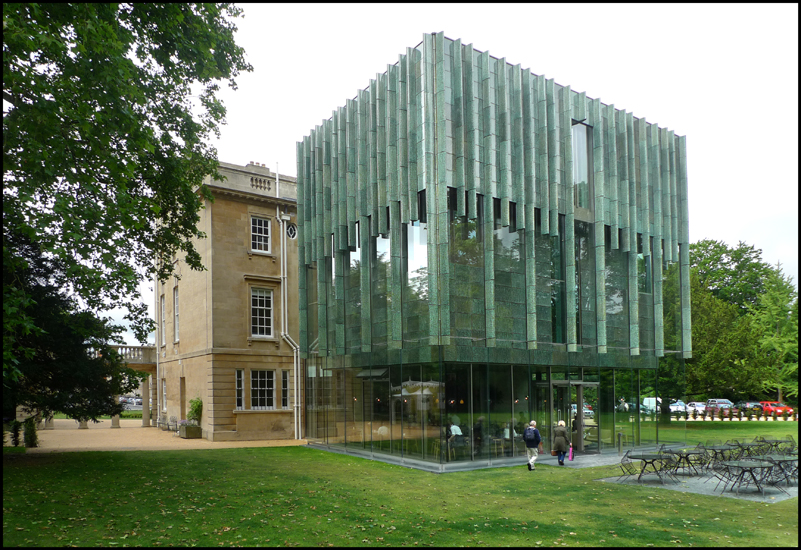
[
  {"left": 706, "top": 398, "right": 734, "bottom": 409},
  {"left": 135, "top": 397, "right": 143, "bottom": 406},
  {"left": 685, "top": 402, "right": 706, "bottom": 414},
  {"left": 570, "top": 404, "right": 594, "bottom": 419},
  {"left": 119, "top": 396, "right": 128, "bottom": 404},
  {"left": 669, "top": 400, "right": 686, "bottom": 413},
  {"left": 707, "top": 403, "right": 737, "bottom": 417},
  {"left": 760, "top": 401, "right": 794, "bottom": 416},
  {"left": 734, "top": 401, "right": 763, "bottom": 415}
]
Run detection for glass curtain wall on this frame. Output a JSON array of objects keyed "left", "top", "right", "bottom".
[{"left": 303, "top": 210, "right": 680, "bottom": 465}]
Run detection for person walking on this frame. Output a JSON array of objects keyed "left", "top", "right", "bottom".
[
  {"left": 553, "top": 419, "right": 571, "bottom": 466},
  {"left": 523, "top": 420, "right": 542, "bottom": 471}
]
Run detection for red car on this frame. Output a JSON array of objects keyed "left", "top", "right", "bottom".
[{"left": 759, "top": 401, "right": 794, "bottom": 416}]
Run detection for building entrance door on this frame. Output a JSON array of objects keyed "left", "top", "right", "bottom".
[{"left": 551, "top": 381, "right": 599, "bottom": 454}]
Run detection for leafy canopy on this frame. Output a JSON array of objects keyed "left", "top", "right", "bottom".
[
  {"left": 748, "top": 266, "right": 798, "bottom": 400},
  {"left": 689, "top": 239, "right": 775, "bottom": 314},
  {"left": 3, "top": 3, "right": 252, "bottom": 381},
  {"left": 3, "top": 228, "right": 147, "bottom": 422}
]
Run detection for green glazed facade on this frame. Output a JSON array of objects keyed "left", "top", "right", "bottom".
[{"left": 297, "top": 33, "right": 690, "bottom": 471}]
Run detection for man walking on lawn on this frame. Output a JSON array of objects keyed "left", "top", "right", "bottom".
[{"left": 523, "top": 420, "right": 542, "bottom": 471}]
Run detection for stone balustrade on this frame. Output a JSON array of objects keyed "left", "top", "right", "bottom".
[{"left": 86, "top": 345, "right": 156, "bottom": 364}]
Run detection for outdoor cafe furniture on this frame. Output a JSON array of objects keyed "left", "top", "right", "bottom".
[
  {"left": 704, "top": 443, "right": 741, "bottom": 464},
  {"left": 734, "top": 440, "right": 765, "bottom": 458},
  {"left": 746, "top": 454, "right": 798, "bottom": 487},
  {"left": 663, "top": 446, "right": 706, "bottom": 476},
  {"left": 778, "top": 435, "right": 797, "bottom": 454},
  {"left": 759, "top": 438, "right": 787, "bottom": 454},
  {"left": 617, "top": 450, "right": 640, "bottom": 482},
  {"left": 626, "top": 451, "right": 678, "bottom": 484},
  {"left": 718, "top": 460, "right": 775, "bottom": 496}
]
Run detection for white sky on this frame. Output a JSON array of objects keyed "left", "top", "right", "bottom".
[{"left": 125, "top": 3, "right": 799, "bottom": 344}]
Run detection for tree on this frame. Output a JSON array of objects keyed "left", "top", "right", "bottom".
[
  {"left": 748, "top": 266, "right": 798, "bottom": 401},
  {"left": 684, "top": 271, "right": 773, "bottom": 401},
  {"left": 3, "top": 228, "right": 146, "bottom": 421},
  {"left": 3, "top": 3, "right": 252, "bottom": 382},
  {"left": 690, "top": 239, "right": 774, "bottom": 314}
]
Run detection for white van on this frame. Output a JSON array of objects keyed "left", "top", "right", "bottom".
[{"left": 642, "top": 397, "right": 662, "bottom": 413}]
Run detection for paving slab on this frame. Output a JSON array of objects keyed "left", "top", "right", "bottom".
[{"left": 597, "top": 471, "right": 797, "bottom": 503}]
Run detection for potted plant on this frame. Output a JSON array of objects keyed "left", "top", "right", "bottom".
[
  {"left": 180, "top": 397, "right": 203, "bottom": 439},
  {"left": 691, "top": 409, "right": 698, "bottom": 421},
  {"left": 781, "top": 409, "right": 789, "bottom": 422}
]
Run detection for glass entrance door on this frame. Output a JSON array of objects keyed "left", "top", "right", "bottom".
[{"left": 551, "top": 381, "right": 600, "bottom": 454}]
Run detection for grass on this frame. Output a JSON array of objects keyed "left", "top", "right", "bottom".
[{"left": 3, "top": 424, "right": 797, "bottom": 547}]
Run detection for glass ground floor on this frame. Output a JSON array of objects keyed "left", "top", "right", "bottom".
[{"left": 305, "top": 350, "right": 686, "bottom": 472}]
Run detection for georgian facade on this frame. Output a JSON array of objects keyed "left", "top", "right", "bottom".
[
  {"left": 156, "top": 161, "right": 301, "bottom": 441},
  {"left": 297, "top": 33, "right": 691, "bottom": 471}
]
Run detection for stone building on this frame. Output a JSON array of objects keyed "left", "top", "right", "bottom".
[
  {"left": 297, "top": 33, "right": 691, "bottom": 471},
  {"left": 155, "top": 161, "right": 301, "bottom": 441}
]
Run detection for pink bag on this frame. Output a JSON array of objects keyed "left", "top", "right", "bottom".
[{"left": 568, "top": 446, "right": 574, "bottom": 461}]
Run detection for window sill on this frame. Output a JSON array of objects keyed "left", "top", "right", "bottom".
[
  {"left": 248, "top": 250, "right": 274, "bottom": 258},
  {"left": 248, "top": 336, "right": 278, "bottom": 344},
  {"left": 233, "top": 409, "right": 288, "bottom": 414}
]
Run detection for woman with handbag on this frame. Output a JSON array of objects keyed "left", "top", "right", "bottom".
[{"left": 553, "top": 419, "right": 571, "bottom": 466}]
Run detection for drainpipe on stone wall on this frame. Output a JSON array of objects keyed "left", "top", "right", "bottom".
[{"left": 277, "top": 204, "right": 301, "bottom": 439}]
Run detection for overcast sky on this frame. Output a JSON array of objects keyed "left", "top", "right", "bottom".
[{"left": 127, "top": 3, "right": 798, "bottom": 344}]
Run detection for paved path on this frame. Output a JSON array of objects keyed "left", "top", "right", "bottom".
[{"left": 25, "top": 419, "right": 307, "bottom": 453}]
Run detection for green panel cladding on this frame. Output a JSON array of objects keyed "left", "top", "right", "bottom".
[{"left": 297, "top": 32, "right": 690, "bottom": 360}]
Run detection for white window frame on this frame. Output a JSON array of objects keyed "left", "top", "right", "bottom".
[
  {"left": 160, "top": 294, "right": 166, "bottom": 347},
  {"left": 162, "top": 378, "right": 167, "bottom": 411},
  {"left": 250, "top": 215, "right": 271, "bottom": 254},
  {"left": 251, "top": 369, "right": 275, "bottom": 410},
  {"left": 173, "top": 286, "right": 179, "bottom": 342},
  {"left": 250, "top": 287, "right": 274, "bottom": 338},
  {"left": 236, "top": 369, "right": 244, "bottom": 410}
]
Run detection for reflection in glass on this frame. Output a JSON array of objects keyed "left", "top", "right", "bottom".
[
  {"left": 345, "top": 222, "right": 362, "bottom": 353},
  {"left": 403, "top": 222, "right": 429, "bottom": 346},
  {"left": 494, "top": 211, "right": 526, "bottom": 349},
  {"left": 371, "top": 235, "right": 391, "bottom": 348},
  {"left": 449, "top": 192, "right": 485, "bottom": 344},
  {"left": 572, "top": 123, "right": 590, "bottom": 208}
]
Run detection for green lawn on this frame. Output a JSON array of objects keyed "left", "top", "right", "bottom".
[{"left": 3, "top": 423, "right": 798, "bottom": 547}]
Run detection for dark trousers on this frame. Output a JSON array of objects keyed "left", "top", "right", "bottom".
[{"left": 557, "top": 451, "right": 567, "bottom": 462}]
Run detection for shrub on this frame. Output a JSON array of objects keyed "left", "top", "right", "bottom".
[
  {"left": 23, "top": 417, "right": 39, "bottom": 448},
  {"left": 10, "top": 420, "right": 22, "bottom": 447},
  {"left": 187, "top": 397, "right": 202, "bottom": 426}
]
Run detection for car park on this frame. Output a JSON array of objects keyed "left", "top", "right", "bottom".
[
  {"left": 734, "top": 401, "right": 763, "bottom": 415},
  {"left": 760, "top": 401, "right": 794, "bottom": 416}
]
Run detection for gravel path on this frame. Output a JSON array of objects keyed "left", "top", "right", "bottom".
[{"left": 25, "top": 419, "right": 307, "bottom": 453}]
